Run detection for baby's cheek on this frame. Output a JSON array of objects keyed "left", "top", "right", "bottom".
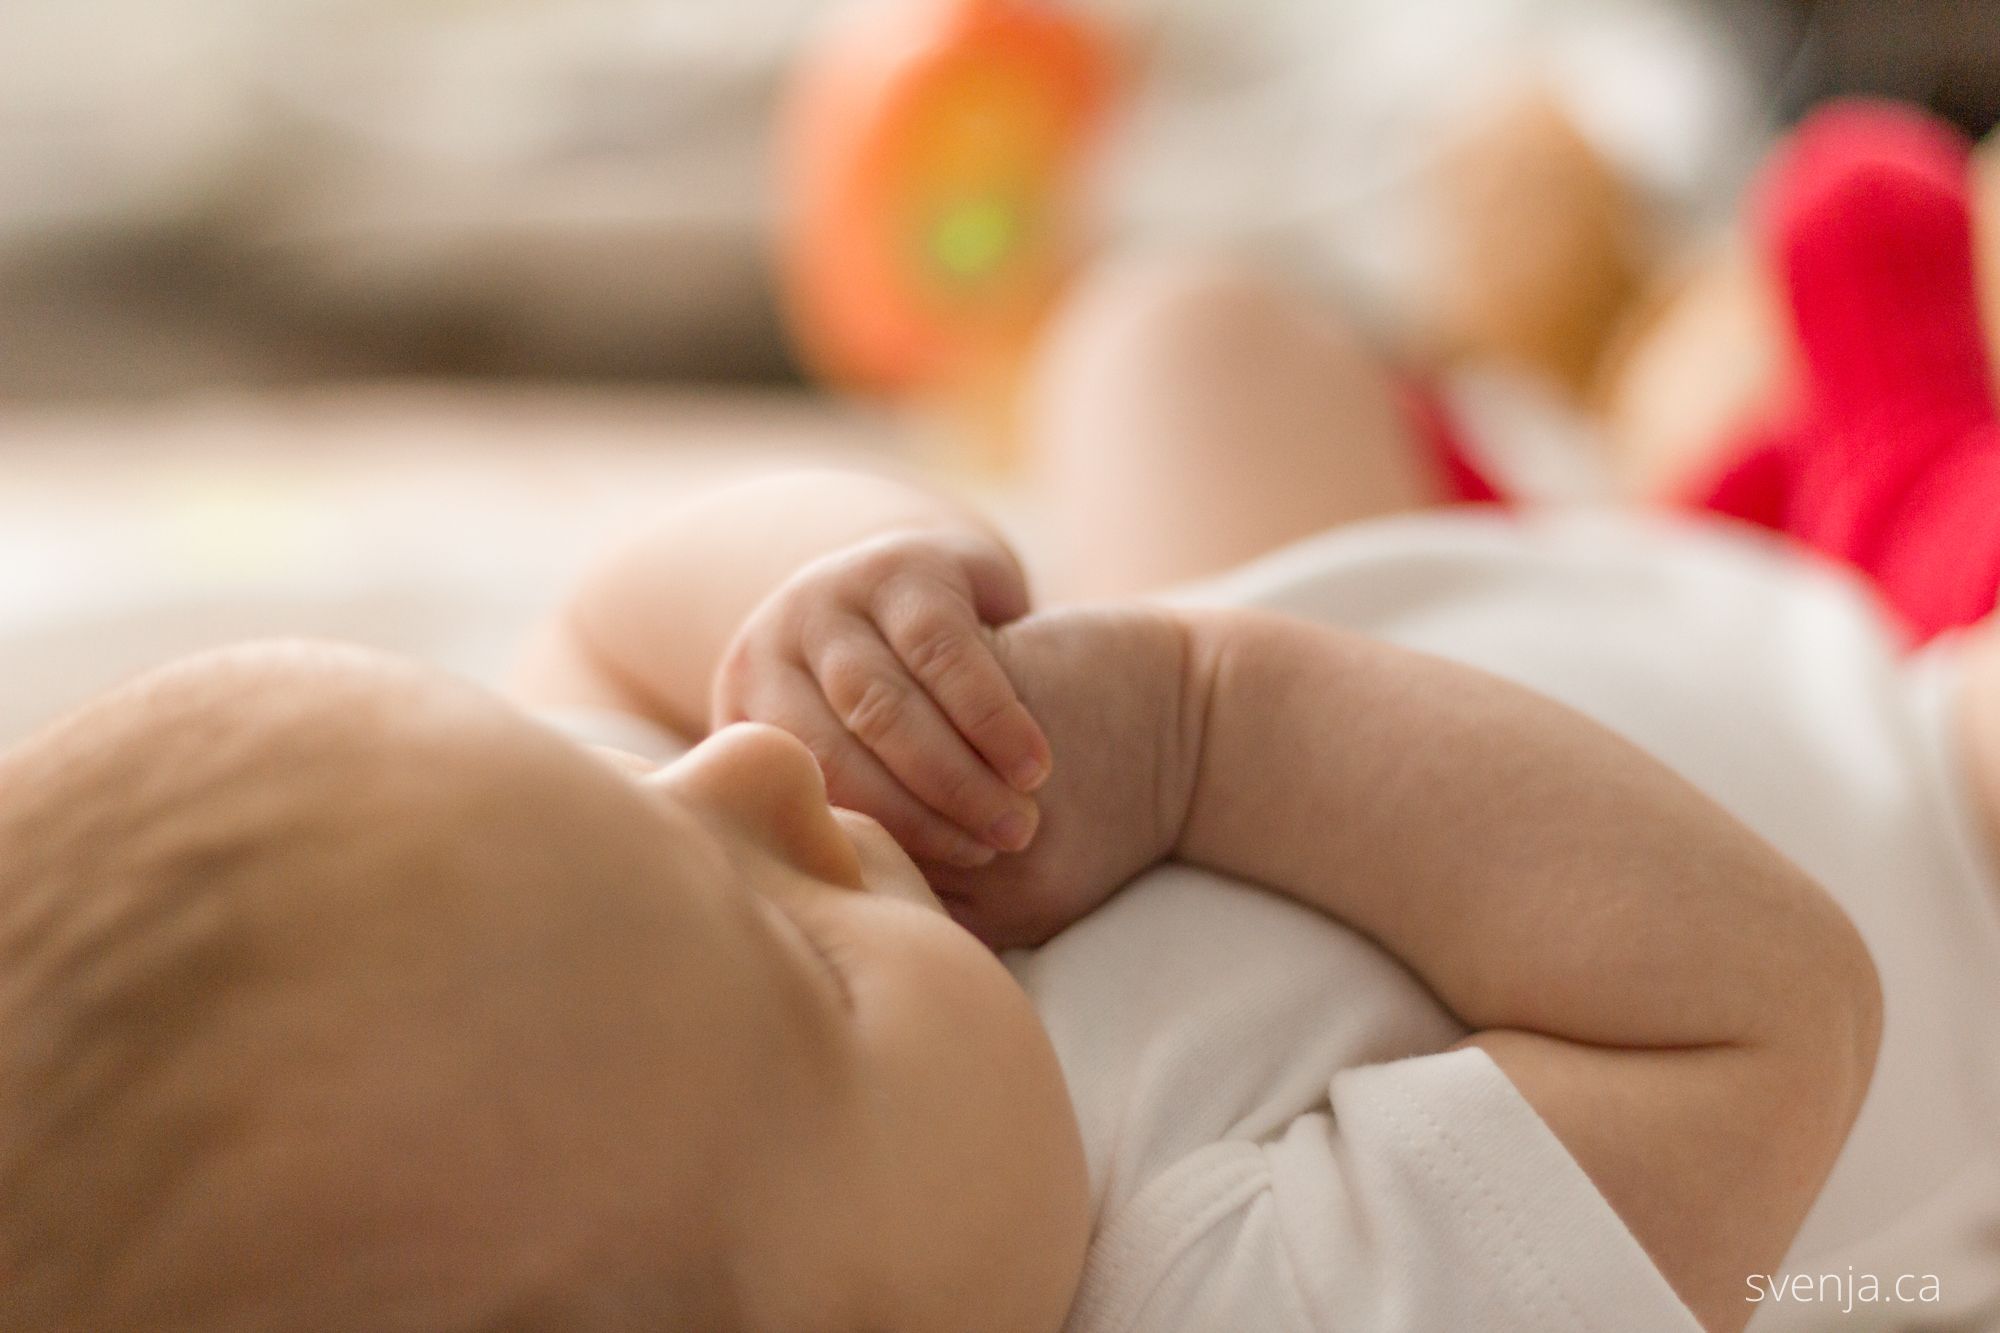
[{"left": 851, "top": 908, "right": 1014, "bottom": 1051}]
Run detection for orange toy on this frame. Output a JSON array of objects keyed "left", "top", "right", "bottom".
[{"left": 775, "top": 0, "right": 1117, "bottom": 406}]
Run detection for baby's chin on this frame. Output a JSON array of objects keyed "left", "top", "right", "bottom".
[{"left": 834, "top": 808, "right": 946, "bottom": 914}]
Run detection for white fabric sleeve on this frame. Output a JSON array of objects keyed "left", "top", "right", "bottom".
[{"left": 1069, "top": 1048, "right": 1701, "bottom": 1333}]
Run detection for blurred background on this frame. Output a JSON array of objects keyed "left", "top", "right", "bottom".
[{"left": 5, "top": 0, "right": 1999, "bottom": 739}]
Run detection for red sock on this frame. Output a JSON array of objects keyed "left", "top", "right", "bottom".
[{"left": 1688, "top": 100, "right": 2000, "bottom": 642}]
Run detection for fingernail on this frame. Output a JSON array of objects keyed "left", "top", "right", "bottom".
[
  {"left": 987, "top": 807, "right": 1037, "bottom": 853},
  {"left": 1009, "top": 755, "right": 1050, "bottom": 792}
]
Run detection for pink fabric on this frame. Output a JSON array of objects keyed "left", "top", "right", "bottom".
[{"left": 1681, "top": 100, "right": 2000, "bottom": 643}]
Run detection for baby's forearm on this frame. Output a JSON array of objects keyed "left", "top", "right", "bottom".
[
  {"left": 1172, "top": 606, "right": 1861, "bottom": 1053},
  {"left": 1169, "top": 608, "right": 1879, "bottom": 1328},
  {"left": 515, "top": 469, "right": 1017, "bottom": 736}
]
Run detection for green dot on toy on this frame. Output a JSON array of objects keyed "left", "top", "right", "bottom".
[{"left": 931, "top": 198, "right": 1021, "bottom": 281}]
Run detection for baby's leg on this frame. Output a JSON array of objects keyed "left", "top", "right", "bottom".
[{"left": 1025, "top": 252, "right": 1450, "bottom": 599}]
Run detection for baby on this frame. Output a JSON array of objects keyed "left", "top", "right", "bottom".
[
  {"left": 5, "top": 104, "right": 1993, "bottom": 1333},
  {"left": 0, "top": 441, "right": 1883, "bottom": 1333}
]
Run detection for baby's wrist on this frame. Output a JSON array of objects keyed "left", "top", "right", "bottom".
[{"left": 984, "top": 601, "right": 1202, "bottom": 859}]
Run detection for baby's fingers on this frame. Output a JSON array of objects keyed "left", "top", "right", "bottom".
[
  {"left": 872, "top": 574, "right": 1051, "bottom": 795},
  {"left": 811, "top": 617, "right": 1040, "bottom": 854},
  {"left": 739, "top": 667, "right": 999, "bottom": 868}
]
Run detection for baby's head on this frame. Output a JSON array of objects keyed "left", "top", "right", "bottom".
[{"left": 0, "top": 643, "right": 1088, "bottom": 1331}]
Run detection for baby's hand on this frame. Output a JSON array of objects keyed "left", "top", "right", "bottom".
[
  {"left": 712, "top": 530, "right": 1051, "bottom": 868},
  {"left": 928, "top": 607, "right": 1197, "bottom": 949}
]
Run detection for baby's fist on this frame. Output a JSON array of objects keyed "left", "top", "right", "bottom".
[
  {"left": 711, "top": 530, "right": 1051, "bottom": 867},
  {"left": 927, "top": 606, "right": 1198, "bottom": 949}
]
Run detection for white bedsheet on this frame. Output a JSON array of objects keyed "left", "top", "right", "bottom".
[{"left": 0, "top": 384, "right": 896, "bottom": 745}]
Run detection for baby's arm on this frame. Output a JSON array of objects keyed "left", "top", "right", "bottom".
[
  {"left": 1171, "top": 609, "right": 1880, "bottom": 1332},
  {"left": 517, "top": 468, "right": 1016, "bottom": 731},
  {"left": 515, "top": 468, "right": 1050, "bottom": 866}
]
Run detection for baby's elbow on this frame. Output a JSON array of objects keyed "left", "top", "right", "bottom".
[
  {"left": 1826, "top": 907, "right": 1884, "bottom": 1122},
  {"left": 1769, "top": 890, "right": 1883, "bottom": 1151}
]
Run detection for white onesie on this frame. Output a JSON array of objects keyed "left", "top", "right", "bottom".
[{"left": 1007, "top": 509, "right": 2000, "bottom": 1332}]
